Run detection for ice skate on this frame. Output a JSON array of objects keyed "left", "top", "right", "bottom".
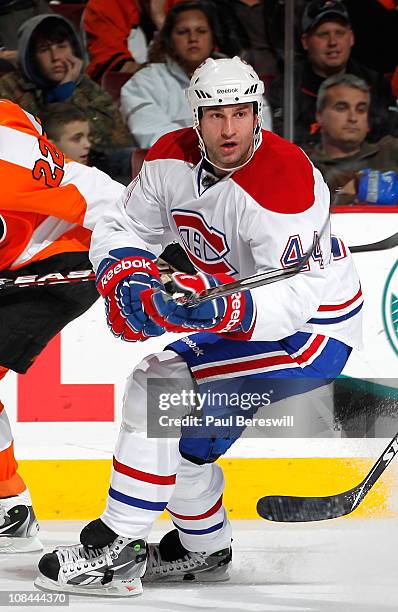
[
  {"left": 35, "top": 518, "right": 146, "bottom": 597},
  {"left": 145, "top": 529, "right": 231, "bottom": 583},
  {"left": 0, "top": 490, "right": 42, "bottom": 553}
]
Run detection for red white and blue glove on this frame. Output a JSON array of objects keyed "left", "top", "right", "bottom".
[
  {"left": 96, "top": 247, "right": 165, "bottom": 341},
  {"left": 141, "top": 271, "right": 256, "bottom": 336}
]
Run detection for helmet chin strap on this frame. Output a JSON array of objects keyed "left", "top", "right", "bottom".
[{"left": 195, "top": 125, "right": 262, "bottom": 174}]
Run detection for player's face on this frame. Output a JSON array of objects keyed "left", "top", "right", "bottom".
[
  {"left": 54, "top": 121, "right": 91, "bottom": 164},
  {"left": 316, "top": 84, "right": 369, "bottom": 150},
  {"left": 34, "top": 38, "right": 74, "bottom": 83},
  {"left": 171, "top": 9, "right": 214, "bottom": 72},
  {"left": 301, "top": 20, "right": 354, "bottom": 76},
  {"left": 200, "top": 104, "right": 257, "bottom": 173}
]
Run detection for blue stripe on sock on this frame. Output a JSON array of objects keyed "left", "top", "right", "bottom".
[
  {"left": 308, "top": 302, "right": 363, "bottom": 325},
  {"left": 109, "top": 487, "right": 168, "bottom": 511},
  {"left": 172, "top": 520, "right": 224, "bottom": 535}
]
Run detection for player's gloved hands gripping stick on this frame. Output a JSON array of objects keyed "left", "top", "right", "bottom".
[
  {"left": 141, "top": 271, "right": 256, "bottom": 335},
  {"left": 96, "top": 247, "right": 165, "bottom": 341}
]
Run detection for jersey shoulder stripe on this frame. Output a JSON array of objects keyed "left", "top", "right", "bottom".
[
  {"left": 145, "top": 127, "right": 201, "bottom": 165},
  {"left": 232, "top": 130, "right": 316, "bottom": 214},
  {"left": 0, "top": 99, "right": 42, "bottom": 137}
]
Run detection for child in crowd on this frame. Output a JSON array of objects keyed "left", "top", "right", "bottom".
[{"left": 39, "top": 103, "right": 91, "bottom": 165}]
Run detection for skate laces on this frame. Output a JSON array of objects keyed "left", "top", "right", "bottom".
[
  {"left": 146, "top": 544, "right": 206, "bottom": 576},
  {"left": 56, "top": 544, "right": 108, "bottom": 570}
]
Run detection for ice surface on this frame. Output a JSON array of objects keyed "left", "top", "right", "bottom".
[{"left": 0, "top": 519, "right": 397, "bottom": 611}]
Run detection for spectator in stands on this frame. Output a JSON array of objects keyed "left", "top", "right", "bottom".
[
  {"left": 0, "top": 0, "right": 50, "bottom": 72},
  {"left": 268, "top": 0, "right": 398, "bottom": 151},
  {"left": 120, "top": 1, "right": 222, "bottom": 148},
  {"left": 0, "top": 14, "right": 134, "bottom": 181},
  {"left": 165, "top": 0, "right": 280, "bottom": 72},
  {"left": 310, "top": 73, "right": 398, "bottom": 206},
  {"left": 227, "top": 0, "right": 279, "bottom": 76},
  {"left": 39, "top": 103, "right": 91, "bottom": 165},
  {"left": 83, "top": 0, "right": 149, "bottom": 84}
]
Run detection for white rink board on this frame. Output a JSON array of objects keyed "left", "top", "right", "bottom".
[{"left": 2, "top": 209, "right": 397, "bottom": 462}]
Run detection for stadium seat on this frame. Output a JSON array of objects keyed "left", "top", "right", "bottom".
[
  {"left": 259, "top": 73, "right": 276, "bottom": 96},
  {"left": 100, "top": 72, "right": 132, "bottom": 104},
  {"left": 131, "top": 148, "right": 148, "bottom": 179},
  {"left": 49, "top": 2, "right": 86, "bottom": 34}
]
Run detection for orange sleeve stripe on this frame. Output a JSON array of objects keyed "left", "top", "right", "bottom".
[{"left": 12, "top": 227, "right": 92, "bottom": 270}]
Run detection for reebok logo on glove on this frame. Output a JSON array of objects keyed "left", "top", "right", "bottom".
[
  {"left": 220, "top": 293, "right": 243, "bottom": 332},
  {"left": 96, "top": 248, "right": 164, "bottom": 342},
  {"left": 99, "top": 258, "right": 154, "bottom": 293}
]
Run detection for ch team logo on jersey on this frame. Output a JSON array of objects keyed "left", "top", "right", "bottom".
[
  {"left": 171, "top": 209, "right": 237, "bottom": 275},
  {"left": 382, "top": 260, "right": 398, "bottom": 357}
]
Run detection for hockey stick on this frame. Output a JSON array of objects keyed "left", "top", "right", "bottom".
[
  {"left": 168, "top": 226, "right": 398, "bottom": 305},
  {"left": 0, "top": 269, "right": 96, "bottom": 289},
  {"left": 257, "top": 433, "right": 398, "bottom": 522},
  {"left": 1, "top": 230, "right": 396, "bottom": 292},
  {"left": 0, "top": 260, "right": 176, "bottom": 290},
  {"left": 176, "top": 250, "right": 316, "bottom": 305},
  {"left": 174, "top": 220, "right": 330, "bottom": 306},
  {"left": 349, "top": 231, "right": 398, "bottom": 253},
  {"left": 0, "top": 230, "right": 325, "bottom": 294}
]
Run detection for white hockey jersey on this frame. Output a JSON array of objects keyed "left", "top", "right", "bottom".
[{"left": 90, "top": 128, "right": 363, "bottom": 349}]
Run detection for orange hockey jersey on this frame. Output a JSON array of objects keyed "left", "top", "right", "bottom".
[{"left": 0, "top": 100, "right": 125, "bottom": 270}]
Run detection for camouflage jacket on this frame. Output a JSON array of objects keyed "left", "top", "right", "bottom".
[{"left": 0, "top": 69, "right": 134, "bottom": 154}]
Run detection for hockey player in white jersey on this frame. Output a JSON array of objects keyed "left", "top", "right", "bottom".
[{"left": 36, "top": 57, "right": 363, "bottom": 597}]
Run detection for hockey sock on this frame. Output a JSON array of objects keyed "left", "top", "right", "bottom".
[
  {"left": 0, "top": 442, "right": 26, "bottom": 498},
  {"left": 0, "top": 396, "right": 27, "bottom": 498}
]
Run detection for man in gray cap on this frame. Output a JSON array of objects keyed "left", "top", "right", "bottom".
[{"left": 268, "top": 0, "right": 397, "bottom": 152}]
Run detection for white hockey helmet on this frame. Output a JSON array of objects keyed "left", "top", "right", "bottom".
[{"left": 186, "top": 56, "right": 265, "bottom": 168}]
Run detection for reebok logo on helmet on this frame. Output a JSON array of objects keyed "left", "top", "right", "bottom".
[{"left": 216, "top": 87, "right": 238, "bottom": 95}]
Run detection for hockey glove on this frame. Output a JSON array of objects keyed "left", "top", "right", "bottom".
[
  {"left": 358, "top": 169, "right": 398, "bottom": 205},
  {"left": 96, "top": 247, "right": 165, "bottom": 341},
  {"left": 141, "top": 271, "right": 255, "bottom": 336}
]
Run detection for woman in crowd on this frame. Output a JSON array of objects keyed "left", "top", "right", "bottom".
[{"left": 120, "top": 1, "right": 223, "bottom": 148}]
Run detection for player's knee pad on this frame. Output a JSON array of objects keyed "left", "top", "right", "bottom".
[
  {"left": 122, "top": 350, "right": 194, "bottom": 433},
  {"left": 173, "top": 458, "right": 225, "bottom": 502}
]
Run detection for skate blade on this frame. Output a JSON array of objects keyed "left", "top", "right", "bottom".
[
  {"left": 144, "top": 566, "right": 230, "bottom": 584},
  {"left": 0, "top": 535, "right": 43, "bottom": 554},
  {"left": 34, "top": 575, "right": 143, "bottom": 598}
]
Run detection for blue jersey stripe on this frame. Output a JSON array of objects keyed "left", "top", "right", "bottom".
[
  {"left": 109, "top": 487, "right": 168, "bottom": 511},
  {"left": 308, "top": 302, "right": 363, "bottom": 325},
  {"left": 172, "top": 520, "right": 224, "bottom": 535}
]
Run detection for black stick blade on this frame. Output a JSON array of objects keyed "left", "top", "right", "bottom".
[{"left": 257, "top": 492, "right": 355, "bottom": 522}]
